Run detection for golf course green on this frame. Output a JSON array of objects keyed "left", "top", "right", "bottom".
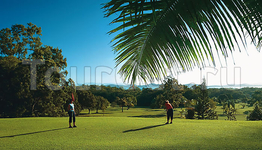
[{"left": 1, "top": 107, "right": 262, "bottom": 149}]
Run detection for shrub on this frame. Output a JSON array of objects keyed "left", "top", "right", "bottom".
[
  {"left": 243, "top": 110, "right": 251, "bottom": 115},
  {"left": 205, "top": 109, "right": 218, "bottom": 120},
  {"left": 248, "top": 101, "right": 262, "bottom": 121},
  {"left": 186, "top": 107, "right": 195, "bottom": 119}
]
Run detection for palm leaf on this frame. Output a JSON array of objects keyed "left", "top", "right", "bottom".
[{"left": 103, "top": 0, "right": 262, "bottom": 85}]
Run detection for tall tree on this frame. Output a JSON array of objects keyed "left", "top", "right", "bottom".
[
  {"left": 115, "top": 97, "right": 127, "bottom": 112},
  {"left": 103, "top": 0, "right": 262, "bottom": 85},
  {"left": 195, "top": 78, "right": 210, "bottom": 119},
  {"left": 161, "top": 76, "right": 183, "bottom": 107},
  {"left": 126, "top": 96, "right": 137, "bottom": 110},
  {"left": 0, "top": 23, "right": 68, "bottom": 117},
  {"left": 95, "top": 96, "right": 110, "bottom": 113},
  {"left": 77, "top": 90, "right": 96, "bottom": 114}
]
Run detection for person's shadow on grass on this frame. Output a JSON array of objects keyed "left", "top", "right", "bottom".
[
  {"left": 123, "top": 124, "right": 167, "bottom": 133},
  {"left": 0, "top": 127, "right": 68, "bottom": 138}
]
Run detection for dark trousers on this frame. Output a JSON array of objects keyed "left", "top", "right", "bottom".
[
  {"left": 69, "top": 111, "right": 76, "bottom": 123},
  {"left": 167, "top": 109, "right": 173, "bottom": 121}
]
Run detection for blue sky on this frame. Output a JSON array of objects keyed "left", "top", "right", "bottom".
[
  {"left": 1, "top": 0, "right": 262, "bottom": 88},
  {"left": 0, "top": 0, "right": 125, "bottom": 86}
]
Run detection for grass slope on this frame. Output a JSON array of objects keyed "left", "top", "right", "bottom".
[{"left": 1, "top": 106, "right": 261, "bottom": 149}]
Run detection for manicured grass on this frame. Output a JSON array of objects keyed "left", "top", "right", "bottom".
[{"left": 0, "top": 106, "right": 261, "bottom": 149}]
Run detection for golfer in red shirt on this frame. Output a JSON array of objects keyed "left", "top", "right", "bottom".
[{"left": 165, "top": 100, "right": 173, "bottom": 124}]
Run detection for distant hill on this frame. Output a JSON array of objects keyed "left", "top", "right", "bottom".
[
  {"left": 103, "top": 83, "right": 161, "bottom": 89},
  {"left": 77, "top": 83, "right": 262, "bottom": 90}
]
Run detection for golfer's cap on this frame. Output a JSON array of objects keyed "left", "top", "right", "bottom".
[{"left": 165, "top": 100, "right": 169, "bottom": 103}]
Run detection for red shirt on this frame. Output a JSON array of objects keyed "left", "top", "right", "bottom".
[{"left": 165, "top": 102, "right": 173, "bottom": 110}]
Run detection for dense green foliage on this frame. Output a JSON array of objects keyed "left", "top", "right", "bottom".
[
  {"left": 0, "top": 23, "right": 74, "bottom": 117},
  {"left": 151, "top": 77, "right": 184, "bottom": 108}
]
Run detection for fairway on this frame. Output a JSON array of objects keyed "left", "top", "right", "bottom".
[{"left": 1, "top": 108, "right": 262, "bottom": 150}]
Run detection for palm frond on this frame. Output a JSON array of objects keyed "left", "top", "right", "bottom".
[{"left": 103, "top": 0, "right": 262, "bottom": 85}]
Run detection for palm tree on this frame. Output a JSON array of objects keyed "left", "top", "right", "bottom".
[{"left": 103, "top": 0, "right": 262, "bottom": 85}]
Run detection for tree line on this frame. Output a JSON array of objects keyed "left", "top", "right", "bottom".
[{"left": 1, "top": 23, "right": 262, "bottom": 118}]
